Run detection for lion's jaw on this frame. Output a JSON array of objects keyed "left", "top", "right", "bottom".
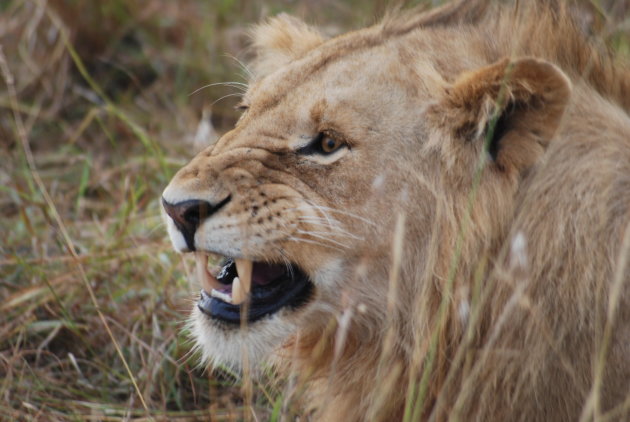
[{"left": 188, "top": 257, "right": 348, "bottom": 370}]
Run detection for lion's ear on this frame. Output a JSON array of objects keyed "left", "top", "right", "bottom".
[
  {"left": 249, "top": 14, "right": 325, "bottom": 79},
  {"left": 430, "top": 58, "right": 571, "bottom": 174}
]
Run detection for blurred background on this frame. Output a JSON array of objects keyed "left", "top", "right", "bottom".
[{"left": 1, "top": 0, "right": 628, "bottom": 421}]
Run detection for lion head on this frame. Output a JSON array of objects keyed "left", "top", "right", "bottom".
[{"left": 162, "top": 1, "right": 630, "bottom": 420}]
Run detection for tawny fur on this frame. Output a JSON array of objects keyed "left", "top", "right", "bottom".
[{"left": 163, "top": 1, "right": 630, "bottom": 420}]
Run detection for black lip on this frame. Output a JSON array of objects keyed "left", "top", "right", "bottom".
[{"left": 197, "top": 264, "right": 314, "bottom": 324}]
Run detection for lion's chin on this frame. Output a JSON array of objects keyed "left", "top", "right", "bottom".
[{"left": 190, "top": 305, "right": 303, "bottom": 371}]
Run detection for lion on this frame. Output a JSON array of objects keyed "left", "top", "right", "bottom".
[{"left": 162, "top": 0, "right": 630, "bottom": 420}]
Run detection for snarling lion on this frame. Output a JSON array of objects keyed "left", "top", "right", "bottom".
[{"left": 162, "top": 0, "right": 630, "bottom": 420}]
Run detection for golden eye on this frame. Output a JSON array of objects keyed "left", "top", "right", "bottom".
[
  {"left": 321, "top": 136, "right": 342, "bottom": 153},
  {"left": 296, "top": 132, "right": 347, "bottom": 156}
]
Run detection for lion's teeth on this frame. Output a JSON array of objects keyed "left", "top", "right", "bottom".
[
  {"left": 200, "top": 257, "right": 252, "bottom": 305},
  {"left": 210, "top": 289, "right": 232, "bottom": 303},
  {"left": 195, "top": 252, "right": 222, "bottom": 293},
  {"left": 235, "top": 259, "right": 253, "bottom": 296},
  {"left": 231, "top": 276, "right": 248, "bottom": 305}
]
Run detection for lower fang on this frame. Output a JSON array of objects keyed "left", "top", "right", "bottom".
[{"left": 211, "top": 289, "right": 233, "bottom": 303}]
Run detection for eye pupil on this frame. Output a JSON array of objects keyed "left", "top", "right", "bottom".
[{"left": 322, "top": 137, "right": 338, "bottom": 153}]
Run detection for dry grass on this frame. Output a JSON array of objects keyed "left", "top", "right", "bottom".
[
  {"left": 0, "top": 1, "right": 395, "bottom": 420},
  {"left": 1, "top": 0, "right": 629, "bottom": 421}
]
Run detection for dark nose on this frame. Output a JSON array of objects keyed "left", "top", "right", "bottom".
[{"left": 162, "top": 197, "right": 230, "bottom": 250}]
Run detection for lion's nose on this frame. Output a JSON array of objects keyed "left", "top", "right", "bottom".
[{"left": 162, "top": 197, "right": 229, "bottom": 250}]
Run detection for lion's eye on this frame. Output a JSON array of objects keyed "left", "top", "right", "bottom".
[
  {"left": 298, "top": 132, "right": 346, "bottom": 156},
  {"left": 320, "top": 136, "right": 342, "bottom": 153}
]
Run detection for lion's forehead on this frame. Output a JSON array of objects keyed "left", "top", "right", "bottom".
[{"left": 248, "top": 43, "right": 431, "bottom": 123}]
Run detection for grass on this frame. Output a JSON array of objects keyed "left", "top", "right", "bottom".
[
  {"left": 0, "top": 1, "right": 395, "bottom": 420},
  {"left": 1, "top": 0, "right": 629, "bottom": 421}
]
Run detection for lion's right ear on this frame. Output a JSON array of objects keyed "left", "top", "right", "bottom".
[
  {"left": 249, "top": 14, "right": 325, "bottom": 79},
  {"left": 427, "top": 57, "right": 571, "bottom": 177}
]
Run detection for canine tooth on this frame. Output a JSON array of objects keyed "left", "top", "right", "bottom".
[
  {"left": 195, "top": 252, "right": 222, "bottom": 292},
  {"left": 231, "top": 276, "right": 249, "bottom": 305},
  {"left": 235, "top": 259, "right": 253, "bottom": 295}
]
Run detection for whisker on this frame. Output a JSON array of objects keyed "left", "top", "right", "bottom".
[
  {"left": 302, "top": 200, "right": 377, "bottom": 227},
  {"left": 317, "top": 208, "right": 376, "bottom": 226},
  {"left": 276, "top": 248, "right": 295, "bottom": 280},
  {"left": 289, "top": 203, "right": 366, "bottom": 241},
  {"left": 305, "top": 203, "right": 337, "bottom": 229},
  {"left": 223, "top": 53, "right": 254, "bottom": 80},
  {"left": 295, "top": 230, "right": 350, "bottom": 249},
  {"left": 297, "top": 216, "right": 342, "bottom": 227},
  {"left": 287, "top": 206, "right": 340, "bottom": 223},
  {"left": 296, "top": 223, "right": 363, "bottom": 241},
  {"left": 297, "top": 220, "right": 344, "bottom": 234},
  {"left": 189, "top": 81, "right": 248, "bottom": 97},
  {"left": 288, "top": 236, "right": 345, "bottom": 252},
  {"left": 211, "top": 92, "right": 245, "bottom": 107},
  {"left": 290, "top": 204, "right": 339, "bottom": 229},
  {"left": 177, "top": 344, "right": 198, "bottom": 365}
]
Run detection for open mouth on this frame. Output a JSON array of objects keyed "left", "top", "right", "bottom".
[{"left": 195, "top": 253, "right": 314, "bottom": 324}]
